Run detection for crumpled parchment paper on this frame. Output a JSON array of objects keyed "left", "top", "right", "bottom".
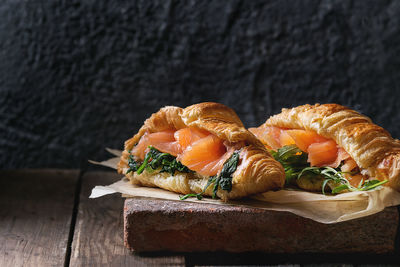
[{"left": 89, "top": 149, "right": 400, "bottom": 224}]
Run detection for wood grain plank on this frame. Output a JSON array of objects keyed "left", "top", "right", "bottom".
[
  {"left": 70, "top": 171, "right": 185, "bottom": 266},
  {"left": 0, "top": 169, "right": 79, "bottom": 267}
]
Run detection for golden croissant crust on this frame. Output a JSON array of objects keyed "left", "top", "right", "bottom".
[
  {"left": 118, "top": 102, "right": 285, "bottom": 200},
  {"left": 264, "top": 103, "right": 400, "bottom": 191}
]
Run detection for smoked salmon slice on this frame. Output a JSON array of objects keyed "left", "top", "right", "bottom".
[
  {"left": 147, "top": 130, "right": 181, "bottom": 157},
  {"left": 174, "top": 127, "right": 209, "bottom": 150},
  {"left": 279, "top": 131, "right": 295, "bottom": 147},
  {"left": 344, "top": 173, "right": 363, "bottom": 187},
  {"left": 306, "top": 140, "right": 338, "bottom": 166},
  {"left": 178, "top": 134, "right": 226, "bottom": 176},
  {"left": 249, "top": 126, "right": 282, "bottom": 150},
  {"left": 152, "top": 141, "right": 181, "bottom": 157},
  {"left": 147, "top": 130, "right": 176, "bottom": 143},
  {"left": 200, "top": 158, "right": 223, "bottom": 176},
  {"left": 326, "top": 148, "right": 351, "bottom": 168},
  {"left": 285, "top": 129, "right": 329, "bottom": 152},
  {"left": 133, "top": 130, "right": 180, "bottom": 159},
  {"left": 197, "top": 149, "right": 234, "bottom": 176},
  {"left": 132, "top": 133, "right": 150, "bottom": 160}
]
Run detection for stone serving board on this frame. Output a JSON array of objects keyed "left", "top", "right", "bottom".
[{"left": 124, "top": 198, "right": 399, "bottom": 253}]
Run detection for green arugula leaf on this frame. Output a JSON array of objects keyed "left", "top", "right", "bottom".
[
  {"left": 221, "top": 152, "right": 240, "bottom": 176},
  {"left": 126, "top": 154, "right": 139, "bottom": 174},
  {"left": 272, "top": 145, "right": 389, "bottom": 195},
  {"left": 360, "top": 179, "right": 388, "bottom": 191},
  {"left": 271, "top": 145, "right": 309, "bottom": 185},
  {"left": 131, "top": 146, "right": 191, "bottom": 176},
  {"left": 212, "top": 151, "right": 240, "bottom": 198},
  {"left": 218, "top": 152, "right": 240, "bottom": 192},
  {"left": 136, "top": 152, "right": 152, "bottom": 175},
  {"left": 275, "top": 145, "right": 308, "bottom": 164},
  {"left": 179, "top": 193, "right": 203, "bottom": 200},
  {"left": 331, "top": 184, "right": 351, "bottom": 194},
  {"left": 321, "top": 178, "right": 331, "bottom": 195},
  {"left": 298, "top": 166, "right": 322, "bottom": 177}
]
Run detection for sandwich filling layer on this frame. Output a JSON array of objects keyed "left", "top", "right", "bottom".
[
  {"left": 131, "top": 127, "right": 243, "bottom": 176},
  {"left": 249, "top": 125, "right": 387, "bottom": 193},
  {"left": 127, "top": 127, "right": 244, "bottom": 199}
]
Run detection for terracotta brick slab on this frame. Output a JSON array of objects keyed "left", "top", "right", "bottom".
[{"left": 124, "top": 198, "right": 399, "bottom": 253}]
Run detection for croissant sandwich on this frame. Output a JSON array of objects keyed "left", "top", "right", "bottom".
[
  {"left": 118, "top": 102, "right": 285, "bottom": 200},
  {"left": 249, "top": 103, "right": 400, "bottom": 194}
]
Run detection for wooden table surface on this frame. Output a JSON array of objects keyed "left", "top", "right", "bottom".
[{"left": 1, "top": 169, "right": 400, "bottom": 267}]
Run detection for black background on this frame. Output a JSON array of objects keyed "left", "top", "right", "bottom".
[{"left": 1, "top": 0, "right": 400, "bottom": 169}]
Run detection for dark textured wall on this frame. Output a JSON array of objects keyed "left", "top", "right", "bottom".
[{"left": 1, "top": 0, "right": 400, "bottom": 169}]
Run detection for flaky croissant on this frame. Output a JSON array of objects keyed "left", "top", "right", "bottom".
[
  {"left": 257, "top": 103, "right": 400, "bottom": 192},
  {"left": 118, "top": 102, "right": 285, "bottom": 200}
]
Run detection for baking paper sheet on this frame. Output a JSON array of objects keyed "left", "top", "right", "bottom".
[{"left": 89, "top": 149, "right": 400, "bottom": 224}]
